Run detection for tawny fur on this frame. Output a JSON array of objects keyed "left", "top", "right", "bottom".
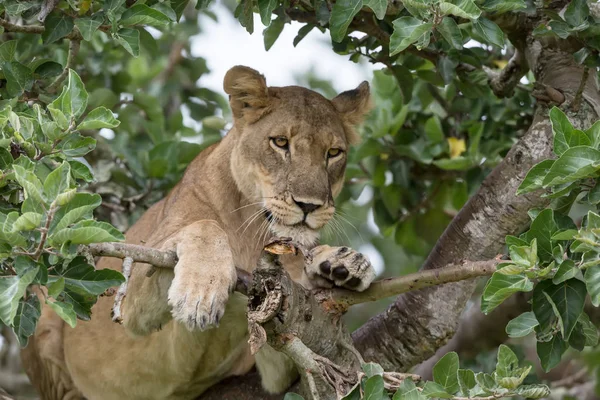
[{"left": 21, "top": 66, "right": 374, "bottom": 400}]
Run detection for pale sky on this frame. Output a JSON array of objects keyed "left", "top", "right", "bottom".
[{"left": 190, "top": 3, "right": 375, "bottom": 94}]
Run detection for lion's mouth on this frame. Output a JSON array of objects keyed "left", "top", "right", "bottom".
[{"left": 265, "top": 209, "right": 311, "bottom": 229}]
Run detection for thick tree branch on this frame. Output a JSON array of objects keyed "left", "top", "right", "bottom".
[
  {"left": 84, "top": 242, "right": 497, "bottom": 308},
  {"left": 483, "top": 49, "right": 528, "bottom": 98},
  {"left": 354, "top": 32, "right": 600, "bottom": 376}
]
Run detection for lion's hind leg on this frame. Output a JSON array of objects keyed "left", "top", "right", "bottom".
[{"left": 21, "top": 301, "right": 83, "bottom": 400}]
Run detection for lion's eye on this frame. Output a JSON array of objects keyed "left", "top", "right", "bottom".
[
  {"left": 272, "top": 137, "right": 289, "bottom": 150},
  {"left": 328, "top": 148, "right": 342, "bottom": 158}
]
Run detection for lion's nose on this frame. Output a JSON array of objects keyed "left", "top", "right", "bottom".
[{"left": 294, "top": 200, "right": 320, "bottom": 214}]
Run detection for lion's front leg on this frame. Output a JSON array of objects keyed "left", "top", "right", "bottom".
[
  {"left": 304, "top": 245, "right": 376, "bottom": 292},
  {"left": 166, "top": 220, "right": 237, "bottom": 331}
]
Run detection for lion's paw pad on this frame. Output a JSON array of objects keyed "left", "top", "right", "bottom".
[{"left": 306, "top": 245, "right": 375, "bottom": 292}]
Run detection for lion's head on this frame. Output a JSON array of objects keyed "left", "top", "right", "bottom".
[{"left": 224, "top": 66, "right": 372, "bottom": 246}]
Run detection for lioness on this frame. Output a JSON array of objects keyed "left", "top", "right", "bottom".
[{"left": 22, "top": 66, "right": 376, "bottom": 400}]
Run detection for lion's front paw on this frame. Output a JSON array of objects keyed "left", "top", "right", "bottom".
[
  {"left": 167, "top": 264, "right": 236, "bottom": 331},
  {"left": 305, "top": 245, "right": 375, "bottom": 292}
]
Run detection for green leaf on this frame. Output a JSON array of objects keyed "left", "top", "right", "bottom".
[
  {"left": 263, "top": 17, "right": 285, "bottom": 51},
  {"left": 42, "top": 13, "right": 74, "bottom": 44},
  {"left": 2, "top": 61, "right": 34, "bottom": 97},
  {"left": 50, "top": 220, "right": 124, "bottom": 245},
  {"left": 293, "top": 24, "right": 315, "bottom": 47},
  {"left": 283, "top": 394, "right": 305, "bottom": 400},
  {"left": 77, "top": 107, "right": 120, "bottom": 130},
  {"left": 457, "top": 369, "right": 475, "bottom": 396},
  {"left": 0, "top": 40, "right": 17, "bottom": 62},
  {"left": 51, "top": 257, "right": 125, "bottom": 296},
  {"left": 74, "top": 16, "right": 103, "bottom": 41},
  {"left": 585, "top": 265, "right": 600, "bottom": 307},
  {"left": 475, "top": 372, "right": 497, "bottom": 391},
  {"left": 13, "top": 165, "right": 45, "bottom": 206},
  {"left": 550, "top": 107, "right": 574, "bottom": 155},
  {"left": 389, "top": 17, "right": 433, "bottom": 56},
  {"left": 578, "top": 312, "right": 599, "bottom": 347},
  {"left": 537, "top": 335, "right": 567, "bottom": 372},
  {"left": 515, "top": 385, "right": 551, "bottom": 399},
  {"left": 421, "top": 381, "right": 453, "bottom": 398},
  {"left": 542, "top": 146, "right": 600, "bottom": 187},
  {"left": 44, "top": 162, "right": 71, "bottom": 203},
  {"left": 393, "top": 378, "right": 426, "bottom": 400},
  {"left": 564, "top": 0, "right": 589, "bottom": 28},
  {"left": 364, "top": 0, "right": 387, "bottom": 19},
  {"left": 362, "top": 362, "right": 384, "bottom": 377},
  {"left": 46, "top": 299, "right": 77, "bottom": 328},
  {"left": 329, "top": 0, "right": 363, "bottom": 42},
  {"left": 552, "top": 260, "right": 581, "bottom": 284},
  {"left": 506, "top": 311, "right": 539, "bottom": 338},
  {"left": 12, "top": 212, "right": 42, "bottom": 232},
  {"left": 481, "top": 273, "right": 534, "bottom": 314},
  {"left": 34, "top": 61, "right": 63, "bottom": 79},
  {"left": 50, "top": 69, "right": 88, "bottom": 120},
  {"left": 438, "top": 0, "right": 481, "bottom": 19},
  {"left": 12, "top": 294, "right": 40, "bottom": 347},
  {"left": 121, "top": 4, "right": 171, "bottom": 27},
  {"left": 61, "top": 288, "right": 95, "bottom": 320},
  {"left": 480, "top": 0, "right": 526, "bottom": 13},
  {"left": 234, "top": 0, "right": 254, "bottom": 34},
  {"left": 472, "top": 17, "right": 504, "bottom": 48},
  {"left": 116, "top": 28, "right": 141, "bottom": 57},
  {"left": 433, "top": 352, "right": 459, "bottom": 394},
  {"left": 436, "top": 17, "right": 463, "bottom": 49},
  {"left": 69, "top": 160, "right": 94, "bottom": 182},
  {"left": 540, "top": 279, "right": 586, "bottom": 340},
  {"left": 524, "top": 209, "right": 560, "bottom": 262},
  {"left": 0, "top": 267, "right": 39, "bottom": 325},
  {"left": 51, "top": 193, "right": 102, "bottom": 233},
  {"left": 258, "top": 0, "right": 278, "bottom": 25},
  {"left": 496, "top": 344, "right": 519, "bottom": 378},
  {"left": 363, "top": 375, "right": 385, "bottom": 400},
  {"left": 517, "top": 160, "right": 555, "bottom": 194},
  {"left": 59, "top": 134, "right": 96, "bottom": 157},
  {"left": 550, "top": 107, "right": 589, "bottom": 155},
  {"left": 48, "top": 277, "right": 65, "bottom": 298}
]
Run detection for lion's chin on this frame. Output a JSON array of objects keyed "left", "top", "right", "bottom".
[{"left": 269, "top": 223, "right": 320, "bottom": 247}]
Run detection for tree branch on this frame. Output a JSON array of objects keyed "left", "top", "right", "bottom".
[
  {"left": 483, "top": 49, "right": 528, "bottom": 98},
  {"left": 84, "top": 242, "right": 497, "bottom": 308},
  {"left": 46, "top": 39, "right": 81, "bottom": 93},
  {"left": 321, "top": 259, "right": 498, "bottom": 308}
]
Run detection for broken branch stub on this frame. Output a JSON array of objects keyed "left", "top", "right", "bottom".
[{"left": 248, "top": 239, "right": 361, "bottom": 398}]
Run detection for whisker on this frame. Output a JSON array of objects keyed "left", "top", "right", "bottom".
[
  {"left": 230, "top": 202, "right": 263, "bottom": 214},
  {"left": 335, "top": 213, "right": 363, "bottom": 242},
  {"left": 240, "top": 208, "right": 267, "bottom": 235},
  {"left": 237, "top": 207, "right": 266, "bottom": 233},
  {"left": 332, "top": 215, "right": 353, "bottom": 244}
]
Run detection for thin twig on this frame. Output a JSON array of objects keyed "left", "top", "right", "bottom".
[
  {"left": 324, "top": 259, "right": 499, "bottom": 307},
  {"left": 46, "top": 39, "right": 81, "bottom": 93},
  {"left": 570, "top": 67, "right": 590, "bottom": 112},
  {"left": 32, "top": 205, "right": 57, "bottom": 261},
  {"left": 111, "top": 257, "right": 133, "bottom": 324}
]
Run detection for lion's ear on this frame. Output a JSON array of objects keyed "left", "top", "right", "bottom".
[
  {"left": 223, "top": 66, "right": 271, "bottom": 123},
  {"left": 332, "top": 81, "right": 372, "bottom": 125},
  {"left": 332, "top": 81, "right": 372, "bottom": 144}
]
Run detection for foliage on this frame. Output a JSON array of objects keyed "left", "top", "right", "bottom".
[
  {"left": 479, "top": 107, "right": 600, "bottom": 372},
  {"left": 1, "top": 0, "right": 600, "bottom": 398},
  {"left": 287, "top": 346, "right": 550, "bottom": 399},
  {"left": 0, "top": 0, "right": 226, "bottom": 347}
]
